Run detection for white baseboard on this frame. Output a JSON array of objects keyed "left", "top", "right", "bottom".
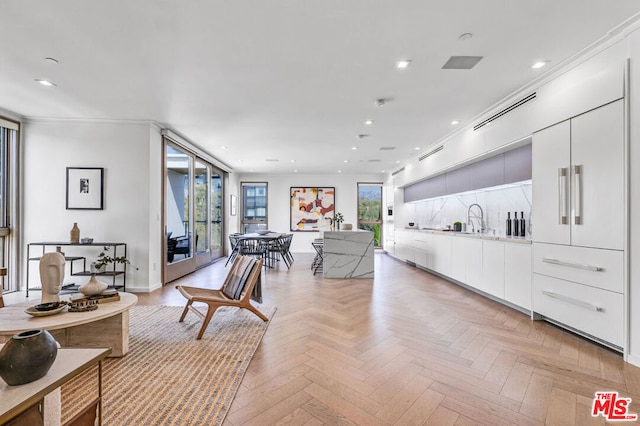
[
  {"left": 126, "top": 281, "right": 163, "bottom": 293},
  {"left": 625, "top": 353, "right": 640, "bottom": 368}
]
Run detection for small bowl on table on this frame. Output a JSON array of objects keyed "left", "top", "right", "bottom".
[
  {"left": 256, "top": 230, "right": 271, "bottom": 235},
  {"left": 34, "top": 302, "right": 65, "bottom": 311}
]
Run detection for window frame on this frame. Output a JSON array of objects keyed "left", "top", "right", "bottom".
[{"left": 240, "top": 182, "right": 268, "bottom": 233}]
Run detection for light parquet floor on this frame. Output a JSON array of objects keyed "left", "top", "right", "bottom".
[{"left": 137, "top": 252, "right": 640, "bottom": 425}]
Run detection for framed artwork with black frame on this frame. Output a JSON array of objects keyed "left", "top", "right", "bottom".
[
  {"left": 290, "top": 187, "right": 335, "bottom": 231},
  {"left": 66, "top": 167, "right": 104, "bottom": 210}
]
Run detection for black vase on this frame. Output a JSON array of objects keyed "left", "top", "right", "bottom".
[{"left": 0, "top": 329, "right": 58, "bottom": 386}]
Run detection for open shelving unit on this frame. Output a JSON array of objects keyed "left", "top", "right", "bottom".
[{"left": 26, "top": 242, "right": 127, "bottom": 297}]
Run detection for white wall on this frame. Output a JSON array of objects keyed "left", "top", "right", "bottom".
[
  {"left": 22, "top": 120, "right": 160, "bottom": 293},
  {"left": 237, "top": 173, "right": 384, "bottom": 253}
]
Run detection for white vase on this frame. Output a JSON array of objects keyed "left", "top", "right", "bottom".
[{"left": 78, "top": 274, "right": 108, "bottom": 296}]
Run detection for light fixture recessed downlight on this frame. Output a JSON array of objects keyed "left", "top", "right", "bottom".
[
  {"left": 451, "top": 120, "right": 460, "bottom": 125},
  {"left": 532, "top": 61, "right": 549, "bottom": 69},
  {"left": 365, "top": 119, "right": 374, "bottom": 126},
  {"left": 352, "top": 146, "right": 358, "bottom": 150},
  {"left": 34, "top": 79, "right": 56, "bottom": 87},
  {"left": 396, "top": 59, "right": 412, "bottom": 69}
]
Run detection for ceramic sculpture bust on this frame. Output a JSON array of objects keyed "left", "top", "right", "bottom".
[{"left": 40, "top": 252, "right": 66, "bottom": 303}]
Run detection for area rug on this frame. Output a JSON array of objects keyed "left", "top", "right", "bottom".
[{"left": 61, "top": 304, "right": 276, "bottom": 425}]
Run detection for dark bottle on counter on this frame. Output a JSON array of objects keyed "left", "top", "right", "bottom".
[
  {"left": 506, "top": 212, "right": 512, "bottom": 236},
  {"left": 520, "top": 211, "right": 526, "bottom": 237},
  {"left": 512, "top": 211, "right": 519, "bottom": 237}
]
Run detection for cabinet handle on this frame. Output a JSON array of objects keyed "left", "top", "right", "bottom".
[
  {"left": 542, "top": 257, "right": 603, "bottom": 272},
  {"left": 573, "top": 165, "right": 582, "bottom": 225},
  {"left": 542, "top": 290, "right": 603, "bottom": 312},
  {"left": 558, "top": 167, "right": 568, "bottom": 225}
]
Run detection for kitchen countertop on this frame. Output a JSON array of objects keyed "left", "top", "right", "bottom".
[{"left": 401, "top": 227, "right": 532, "bottom": 244}]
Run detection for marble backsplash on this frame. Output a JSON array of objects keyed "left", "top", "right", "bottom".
[{"left": 412, "top": 182, "right": 532, "bottom": 238}]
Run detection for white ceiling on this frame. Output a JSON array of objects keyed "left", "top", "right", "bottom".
[{"left": 2, "top": 1, "right": 640, "bottom": 175}]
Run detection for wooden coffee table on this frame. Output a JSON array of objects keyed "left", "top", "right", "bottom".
[{"left": 0, "top": 292, "right": 137, "bottom": 357}]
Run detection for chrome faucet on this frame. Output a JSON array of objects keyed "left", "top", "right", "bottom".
[{"left": 467, "top": 203, "right": 485, "bottom": 233}]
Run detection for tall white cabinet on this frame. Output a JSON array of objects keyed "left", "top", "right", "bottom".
[{"left": 532, "top": 99, "right": 626, "bottom": 349}]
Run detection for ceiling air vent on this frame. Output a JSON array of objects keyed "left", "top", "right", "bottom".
[
  {"left": 368, "top": 159, "right": 381, "bottom": 162},
  {"left": 379, "top": 146, "right": 396, "bottom": 151},
  {"left": 391, "top": 167, "right": 405, "bottom": 176},
  {"left": 473, "top": 92, "right": 537, "bottom": 131},
  {"left": 265, "top": 159, "right": 279, "bottom": 162},
  {"left": 418, "top": 145, "right": 443, "bottom": 162},
  {"left": 442, "top": 56, "right": 483, "bottom": 70}
]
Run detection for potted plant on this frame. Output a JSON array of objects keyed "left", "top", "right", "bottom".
[
  {"left": 453, "top": 221, "right": 462, "bottom": 232},
  {"left": 91, "top": 246, "right": 130, "bottom": 274},
  {"left": 333, "top": 212, "right": 344, "bottom": 231}
]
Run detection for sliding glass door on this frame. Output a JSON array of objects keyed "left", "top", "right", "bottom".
[
  {"left": 165, "top": 143, "right": 195, "bottom": 282},
  {"left": 164, "top": 138, "right": 226, "bottom": 282}
]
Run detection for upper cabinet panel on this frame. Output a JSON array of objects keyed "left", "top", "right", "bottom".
[{"left": 533, "top": 46, "right": 625, "bottom": 132}]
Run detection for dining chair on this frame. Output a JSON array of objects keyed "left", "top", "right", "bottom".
[
  {"left": 311, "top": 239, "right": 323, "bottom": 275},
  {"left": 225, "top": 233, "right": 243, "bottom": 266},
  {"left": 238, "top": 237, "right": 269, "bottom": 266}
]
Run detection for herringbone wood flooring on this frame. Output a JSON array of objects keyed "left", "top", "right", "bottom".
[{"left": 137, "top": 253, "right": 640, "bottom": 425}]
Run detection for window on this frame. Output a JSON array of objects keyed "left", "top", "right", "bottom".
[
  {"left": 357, "top": 182, "right": 383, "bottom": 247},
  {"left": 241, "top": 182, "right": 268, "bottom": 233},
  {"left": 0, "top": 118, "right": 18, "bottom": 293}
]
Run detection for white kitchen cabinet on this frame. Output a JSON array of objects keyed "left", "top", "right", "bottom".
[
  {"left": 466, "top": 239, "right": 483, "bottom": 289},
  {"left": 531, "top": 98, "right": 625, "bottom": 350},
  {"left": 432, "top": 233, "right": 452, "bottom": 276},
  {"left": 394, "top": 230, "right": 415, "bottom": 263},
  {"left": 505, "top": 244, "right": 532, "bottom": 311},
  {"left": 532, "top": 99, "right": 624, "bottom": 250},
  {"left": 481, "top": 240, "right": 505, "bottom": 298},
  {"left": 414, "top": 234, "right": 429, "bottom": 268},
  {"left": 449, "top": 237, "right": 467, "bottom": 283},
  {"left": 533, "top": 273, "right": 624, "bottom": 348}
]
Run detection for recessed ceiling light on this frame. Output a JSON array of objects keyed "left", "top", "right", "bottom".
[
  {"left": 415, "top": 147, "right": 420, "bottom": 150},
  {"left": 365, "top": 119, "right": 374, "bottom": 126},
  {"left": 381, "top": 170, "right": 385, "bottom": 173},
  {"left": 451, "top": 120, "right": 460, "bottom": 125},
  {"left": 220, "top": 146, "right": 228, "bottom": 149},
  {"left": 396, "top": 59, "right": 412, "bottom": 69},
  {"left": 290, "top": 160, "right": 295, "bottom": 163},
  {"left": 337, "top": 170, "right": 342, "bottom": 173},
  {"left": 352, "top": 146, "right": 358, "bottom": 150},
  {"left": 344, "top": 160, "right": 349, "bottom": 163},
  {"left": 396, "top": 160, "right": 401, "bottom": 163},
  {"left": 458, "top": 33, "right": 473, "bottom": 41},
  {"left": 294, "top": 169, "right": 298, "bottom": 173},
  {"left": 532, "top": 61, "right": 549, "bottom": 69},
  {"left": 34, "top": 79, "right": 56, "bottom": 87},
  {"left": 237, "top": 160, "right": 243, "bottom": 163}
]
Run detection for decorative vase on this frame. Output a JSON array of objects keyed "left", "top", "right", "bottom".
[
  {"left": 70, "top": 222, "right": 80, "bottom": 243},
  {"left": 0, "top": 329, "right": 58, "bottom": 386},
  {"left": 78, "top": 274, "right": 108, "bottom": 296}
]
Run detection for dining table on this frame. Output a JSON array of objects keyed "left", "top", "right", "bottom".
[{"left": 230, "top": 232, "right": 288, "bottom": 303}]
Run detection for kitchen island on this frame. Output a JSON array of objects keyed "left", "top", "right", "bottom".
[{"left": 323, "top": 230, "right": 374, "bottom": 278}]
